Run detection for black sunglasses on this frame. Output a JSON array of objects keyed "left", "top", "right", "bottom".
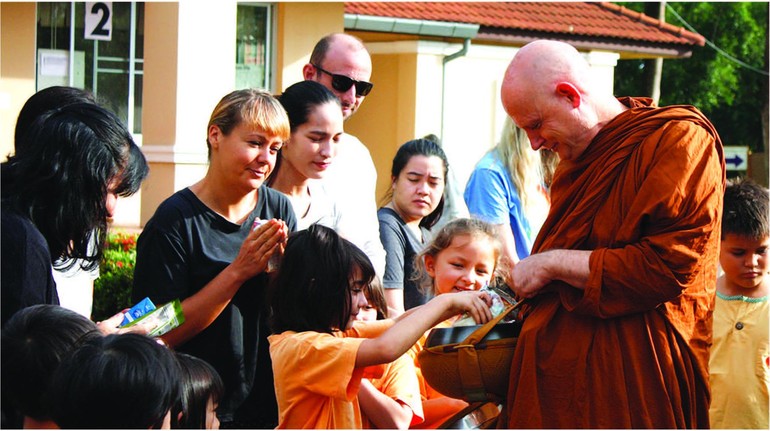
[{"left": 311, "top": 63, "right": 374, "bottom": 97}]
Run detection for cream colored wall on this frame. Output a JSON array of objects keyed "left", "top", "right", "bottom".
[
  {"left": 139, "top": 1, "right": 237, "bottom": 226},
  {"left": 344, "top": 49, "right": 418, "bottom": 203},
  {"left": 2, "top": 2, "right": 625, "bottom": 229},
  {"left": 0, "top": 2, "right": 37, "bottom": 162},
  {"left": 438, "top": 43, "right": 519, "bottom": 199},
  {"left": 585, "top": 50, "right": 620, "bottom": 92},
  {"left": 275, "top": 2, "right": 343, "bottom": 91}
]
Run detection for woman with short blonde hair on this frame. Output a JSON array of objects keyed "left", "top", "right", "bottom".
[{"left": 133, "top": 89, "right": 296, "bottom": 428}]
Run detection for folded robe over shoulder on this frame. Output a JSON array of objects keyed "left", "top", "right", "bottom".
[{"left": 505, "top": 97, "right": 725, "bottom": 428}]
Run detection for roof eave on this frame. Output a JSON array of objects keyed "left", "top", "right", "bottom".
[{"left": 476, "top": 29, "right": 696, "bottom": 59}]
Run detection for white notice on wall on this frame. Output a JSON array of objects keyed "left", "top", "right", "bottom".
[
  {"left": 40, "top": 51, "right": 68, "bottom": 77},
  {"left": 85, "top": 2, "right": 113, "bottom": 41}
]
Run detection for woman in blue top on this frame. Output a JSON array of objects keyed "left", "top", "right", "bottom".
[
  {"left": 464, "top": 117, "right": 552, "bottom": 275},
  {"left": 132, "top": 89, "right": 296, "bottom": 428},
  {"left": 378, "top": 137, "right": 448, "bottom": 315}
]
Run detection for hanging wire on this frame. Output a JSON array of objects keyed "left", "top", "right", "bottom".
[{"left": 667, "top": 4, "right": 769, "bottom": 77}]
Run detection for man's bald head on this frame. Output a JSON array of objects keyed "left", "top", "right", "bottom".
[
  {"left": 501, "top": 40, "right": 594, "bottom": 119},
  {"left": 309, "top": 33, "right": 369, "bottom": 67},
  {"left": 499, "top": 40, "right": 624, "bottom": 160},
  {"left": 305, "top": 33, "right": 373, "bottom": 120}
]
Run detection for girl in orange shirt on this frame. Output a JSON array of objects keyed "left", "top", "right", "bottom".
[{"left": 267, "top": 224, "right": 493, "bottom": 429}]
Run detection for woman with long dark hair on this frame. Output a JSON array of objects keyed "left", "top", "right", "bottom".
[
  {"left": 378, "top": 137, "right": 449, "bottom": 315},
  {"left": 1, "top": 101, "right": 148, "bottom": 326}
]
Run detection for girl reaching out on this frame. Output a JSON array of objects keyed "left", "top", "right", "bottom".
[
  {"left": 409, "top": 217, "right": 504, "bottom": 428},
  {"left": 417, "top": 217, "right": 503, "bottom": 300},
  {"left": 267, "top": 224, "right": 492, "bottom": 429}
]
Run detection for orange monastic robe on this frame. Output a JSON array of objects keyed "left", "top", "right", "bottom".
[{"left": 505, "top": 98, "right": 725, "bottom": 428}]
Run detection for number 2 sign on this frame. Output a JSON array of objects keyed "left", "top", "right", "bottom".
[{"left": 85, "top": 2, "right": 112, "bottom": 41}]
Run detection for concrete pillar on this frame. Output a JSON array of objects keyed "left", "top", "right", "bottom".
[
  {"left": 274, "top": 2, "right": 343, "bottom": 91},
  {"left": 140, "top": 1, "right": 237, "bottom": 225},
  {"left": 0, "top": 2, "right": 37, "bottom": 161}
]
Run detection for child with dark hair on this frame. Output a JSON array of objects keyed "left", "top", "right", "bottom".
[
  {"left": 47, "top": 333, "right": 181, "bottom": 429},
  {"left": 709, "top": 177, "right": 769, "bottom": 429},
  {"left": 267, "top": 224, "right": 492, "bottom": 428},
  {"left": 172, "top": 353, "right": 225, "bottom": 429},
  {"left": 1, "top": 304, "right": 99, "bottom": 428}
]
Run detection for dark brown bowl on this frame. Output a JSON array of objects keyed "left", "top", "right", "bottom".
[{"left": 424, "top": 320, "right": 522, "bottom": 348}]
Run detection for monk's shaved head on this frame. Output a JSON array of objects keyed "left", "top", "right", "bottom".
[
  {"left": 501, "top": 40, "right": 594, "bottom": 119},
  {"left": 499, "top": 40, "right": 626, "bottom": 160}
]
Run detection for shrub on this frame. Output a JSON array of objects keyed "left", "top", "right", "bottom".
[{"left": 92, "top": 231, "right": 138, "bottom": 321}]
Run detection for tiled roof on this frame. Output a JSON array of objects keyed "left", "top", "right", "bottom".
[{"left": 345, "top": 2, "right": 705, "bottom": 48}]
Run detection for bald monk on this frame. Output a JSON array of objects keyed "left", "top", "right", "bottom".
[{"left": 499, "top": 40, "right": 725, "bottom": 428}]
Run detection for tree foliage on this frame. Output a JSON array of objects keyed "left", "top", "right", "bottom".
[{"left": 614, "top": 2, "right": 768, "bottom": 153}]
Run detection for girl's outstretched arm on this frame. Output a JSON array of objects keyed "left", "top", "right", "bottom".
[{"left": 355, "top": 291, "right": 492, "bottom": 368}]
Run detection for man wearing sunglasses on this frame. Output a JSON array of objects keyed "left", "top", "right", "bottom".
[{"left": 301, "top": 33, "right": 386, "bottom": 281}]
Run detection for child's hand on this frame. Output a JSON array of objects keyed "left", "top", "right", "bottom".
[{"left": 443, "top": 290, "right": 493, "bottom": 324}]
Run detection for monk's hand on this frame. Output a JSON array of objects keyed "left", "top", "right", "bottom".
[
  {"left": 510, "top": 250, "right": 591, "bottom": 298},
  {"left": 509, "top": 253, "right": 554, "bottom": 299}
]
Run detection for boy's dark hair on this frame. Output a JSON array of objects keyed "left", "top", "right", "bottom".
[
  {"left": 3, "top": 102, "right": 149, "bottom": 271},
  {"left": 47, "top": 333, "right": 181, "bottom": 429},
  {"left": 269, "top": 224, "right": 375, "bottom": 333},
  {"left": 172, "top": 353, "right": 225, "bottom": 429},
  {"left": 1, "top": 305, "right": 98, "bottom": 423},
  {"left": 385, "top": 137, "right": 449, "bottom": 229},
  {"left": 722, "top": 177, "right": 770, "bottom": 239}
]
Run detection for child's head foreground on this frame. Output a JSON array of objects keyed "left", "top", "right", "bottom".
[
  {"left": 172, "top": 353, "right": 224, "bottom": 429},
  {"left": 270, "top": 224, "right": 376, "bottom": 333},
  {"left": 719, "top": 177, "right": 769, "bottom": 296},
  {"left": 416, "top": 218, "right": 503, "bottom": 296},
  {"left": 1, "top": 305, "right": 99, "bottom": 427},
  {"left": 47, "top": 333, "right": 181, "bottom": 429}
]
